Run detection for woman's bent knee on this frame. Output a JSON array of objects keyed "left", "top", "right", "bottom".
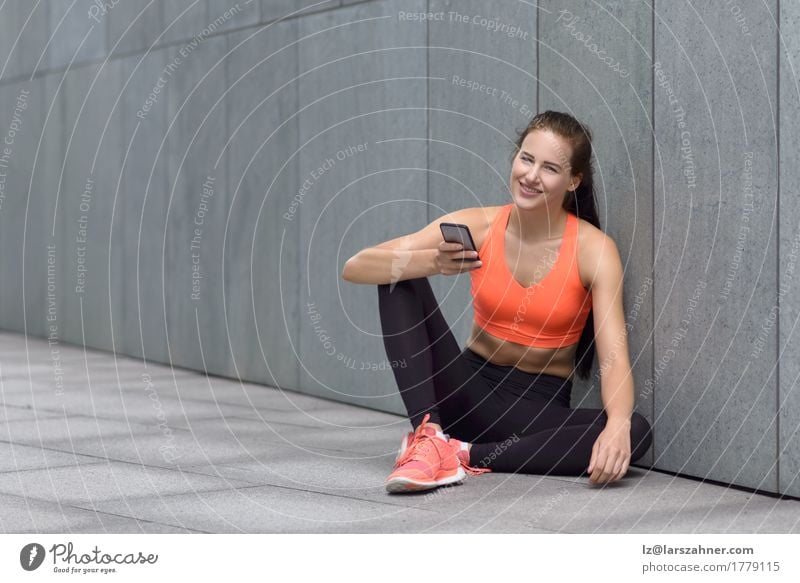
[{"left": 630, "top": 411, "right": 653, "bottom": 461}]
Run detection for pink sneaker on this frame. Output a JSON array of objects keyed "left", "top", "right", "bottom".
[
  {"left": 449, "top": 437, "right": 490, "bottom": 477},
  {"left": 385, "top": 413, "right": 490, "bottom": 493},
  {"left": 395, "top": 423, "right": 485, "bottom": 473},
  {"left": 394, "top": 429, "right": 416, "bottom": 465}
]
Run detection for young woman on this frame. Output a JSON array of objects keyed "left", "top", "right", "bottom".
[{"left": 342, "top": 111, "right": 653, "bottom": 493}]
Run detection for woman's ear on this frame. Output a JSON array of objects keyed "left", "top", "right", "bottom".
[{"left": 570, "top": 173, "right": 582, "bottom": 191}]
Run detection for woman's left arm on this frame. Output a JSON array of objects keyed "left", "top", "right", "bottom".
[{"left": 583, "top": 233, "right": 635, "bottom": 485}]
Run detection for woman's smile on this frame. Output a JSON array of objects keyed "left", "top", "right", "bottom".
[{"left": 518, "top": 181, "right": 544, "bottom": 197}]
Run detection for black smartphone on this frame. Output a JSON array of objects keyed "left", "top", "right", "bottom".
[{"left": 439, "top": 222, "right": 479, "bottom": 261}]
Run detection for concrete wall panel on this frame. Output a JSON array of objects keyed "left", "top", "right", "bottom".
[
  {"left": 164, "top": 35, "right": 231, "bottom": 375},
  {"left": 297, "top": 0, "right": 428, "bottom": 414},
  {"left": 779, "top": 0, "right": 800, "bottom": 498},
  {"left": 224, "top": 22, "right": 300, "bottom": 392},
  {"left": 654, "top": 0, "right": 778, "bottom": 491}
]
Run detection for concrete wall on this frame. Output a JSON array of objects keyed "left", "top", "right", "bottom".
[{"left": 0, "top": 0, "right": 797, "bottom": 496}]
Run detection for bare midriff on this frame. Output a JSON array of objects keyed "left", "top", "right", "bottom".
[
  {"left": 463, "top": 204, "right": 590, "bottom": 382},
  {"left": 465, "top": 326, "right": 578, "bottom": 381}
]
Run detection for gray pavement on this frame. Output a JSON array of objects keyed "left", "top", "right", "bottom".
[{"left": 0, "top": 330, "right": 797, "bottom": 533}]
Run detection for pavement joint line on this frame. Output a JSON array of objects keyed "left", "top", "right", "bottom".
[
  {"left": 0, "top": 475, "right": 257, "bottom": 508},
  {"left": 0, "top": 461, "right": 109, "bottom": 475},
  {"left": 0, "top": 440, "right": 269, "bottom": 478},
  {"left": 0, "top": 410, "right": 162, "bottom": 431},
  {"left": 0, "top": 438, "right": 174, "bottom": 466},
  {"left": 65, "top": 504, "right": 212, "bottom": 534},
  {"left": 2, "top": 371, "right": 404, "bottom": 421},
  {"left": 0, "top": 491, "right": 213, "bottom": 534},
  {"left": 1, "top": 404, "right": 396, "bottom": 436},
  {"left": 0, "top": 431, "right": 389, "bottom": 467},
  {"left": 171, "top": 463, "right": 595, "bottom": 523},
  {"left": 0, "top": 458, "right": 255, "bottom": 485},
  {"left": 85, "top": 476, "right": 444, "bottom": 513}
]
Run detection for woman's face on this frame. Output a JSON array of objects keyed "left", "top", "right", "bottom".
[{"left": 509, "top": 129, "right": 581, "bottom": 209}]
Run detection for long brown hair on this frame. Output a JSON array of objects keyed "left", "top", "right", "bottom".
[{"left": 508, "top": 110, "right": 600, "bottom": 380}]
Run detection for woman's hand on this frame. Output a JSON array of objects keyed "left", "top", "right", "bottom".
[
  {"left": 436, "top": 242, "right": 482, "bottom": 276},
  {"left": 586, "top": 419, "right": 631, "bottom": 485}
]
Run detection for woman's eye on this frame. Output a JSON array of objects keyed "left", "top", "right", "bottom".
[{"left": 520, "top": 157, "right": 556, "bottom": 172}]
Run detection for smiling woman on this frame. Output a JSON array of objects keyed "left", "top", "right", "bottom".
[{"left": 343, "top": 110, "right": 653, "bottom": 494}]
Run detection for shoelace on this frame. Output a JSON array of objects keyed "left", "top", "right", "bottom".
[
  {"left": 460, "top": 456, "right": 492, "bottom": 476},
  {"left": 396, "top": 434, "right": 492, "bottom": 476},
  {"left": 395, "top": 434, "right": 439, "bottom": 469},
  {"left": 394, "top": 412, "right": 491, "bottom": 476}
]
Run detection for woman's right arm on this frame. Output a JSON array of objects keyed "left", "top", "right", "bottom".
[{"left": 341, "top": 208, "right": 480, "bottom": 285}]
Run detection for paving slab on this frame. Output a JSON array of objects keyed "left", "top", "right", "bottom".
[
  {"left": 0, "top": 441, "right": 100, "bottom": 473},
  {"left": 0, "top": 461, "right": 253, "bottom": 506},
  {"left": 0, "top": 414, "right": 156, "bottom": 447},
  {"left": 0, "top": 404, "right": 64, "bottom": 423},
  {"left": 0, "top": 492, "right": 201, "bottom": 534},
  {"left": 90, "top": 484, "right": 448, "bottom": 534}
]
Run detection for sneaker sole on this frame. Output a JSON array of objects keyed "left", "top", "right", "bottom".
[{"left": 385, "top": 466, "right": 466, "bottom": 493}]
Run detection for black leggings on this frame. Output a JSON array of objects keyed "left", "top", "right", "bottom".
[{"left": 377, "top": 277, "right": 653, "bottom": 476}]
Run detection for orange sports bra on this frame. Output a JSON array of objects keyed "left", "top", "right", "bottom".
[{"left": 469, "top": 204, "right": 593, "bottom": 349}]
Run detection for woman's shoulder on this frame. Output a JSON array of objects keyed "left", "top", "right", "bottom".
[
  {"left": 573, "top": 215, "right": 619, "bottom": 290},
  {"left": 444, "top": 205, "right": 505, "bottom": 232},
  {"left": 470, "top": 204, "right": 506, "bottom": 224},
  {"left": 573, "top": 214, "right": 606, "bottom": 245},
  {"left": 461, "top": 205, "right": 506, "bottom": 251}
]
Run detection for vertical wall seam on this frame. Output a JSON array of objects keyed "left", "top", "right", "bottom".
[
  {"left": 651, "top": 0, "right": 656, "bottom": 463},
  {"left": 223, "top": 28, "right": 230, "bottom": 377},
  {"left": 224, "top": 33, "right": 230, "bottom": 375},
  {"left": 775, "top": 0, "right": 781, "bottom": 493},
  {"left": 45, "top": 0, "right": 50, "bottom": 76},
  {"left": 107, "top": 1, "right": 112, "bottom": 58},
  {"left": 536, "top": 0, "right": 540, "bottom": 111},
  {"left": 295, "top": 17, "right": 302, "bottom": 391}
]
